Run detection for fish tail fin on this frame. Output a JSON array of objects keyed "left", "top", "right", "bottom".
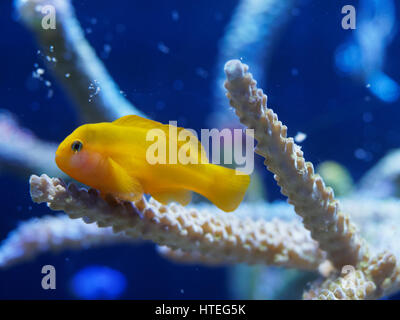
[{"left": 203, "top": 165, "right": 250, "bottom": 212}]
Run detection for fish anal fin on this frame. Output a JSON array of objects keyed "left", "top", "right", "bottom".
[
  {"left": 151, "top": 189, "right": 192, "bottom": 206},
  {"left": 107, "top": 158, "right": 143, "bottom": 201}
]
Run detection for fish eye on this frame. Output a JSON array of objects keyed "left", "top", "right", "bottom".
[{"left": 71, "top": 140, "right": 83, "bottom": 152}]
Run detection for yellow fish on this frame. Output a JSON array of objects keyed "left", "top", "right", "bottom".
[{"left": 55, "top": 115, "right": 250, "bottom": 212}]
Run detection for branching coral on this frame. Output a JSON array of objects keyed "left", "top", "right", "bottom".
[
  {"left": 5, "top": 58, "right": 395, "bottom": 300},
  {"left": 223, "top": 59, "right": 400, "bottom": 299},
  {"left": 3, "top": 0, "right": 147, "bottom": 180},
  {"left": 0, "top": 215, "right": 132, "bottom": 269},
  {"left": 211, "top": 0, "right": 294, "bottom": 128},
  {"left": 15, "top": 0, "right": 145, "bottom": 122},
  {"left": 357, "top": 149, "right": 400, "bottom": 198},
  {"left": 304, "top": 252, "right": 399, "bottom": 300},
  {"left": 224, "top": 59, "right": 367, "bottom": 269},
  {"left": 28, "top": 174, "right": 326, "bottom": 271},
  {"left": 0, "top": 58, "right": 394, "bottom": 299},
  {"left": 0, "top": 110, "right": 63, "bottom": 178}
]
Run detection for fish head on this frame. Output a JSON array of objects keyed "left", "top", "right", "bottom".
[{"left": 55, "top": 124, "right": 104, "bottom": 185}]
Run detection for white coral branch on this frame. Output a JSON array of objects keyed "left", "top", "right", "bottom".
[
  {"left": 29, "top": 174, "right": 327, "bottom": 271},
  {"left": 224, "top": 59, "right": 368, "bottom": 269},
  {"left": 304, "top": 252, "right": 399, "bottom": 300},
  {"left": 0, "top": 215, "right": 133, "bottom": 269}
]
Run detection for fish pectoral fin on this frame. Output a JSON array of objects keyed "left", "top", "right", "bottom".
[
  {"left": 151, "top": 189, "right": 192, "bottom": 206},
  {"left": 107, "top": 158, "right": 143, "bottom": 201}
]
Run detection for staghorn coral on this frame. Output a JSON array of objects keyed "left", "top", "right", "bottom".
[
  {"left": 15, "top": 0, "right": 145, "bottom": 122},
  {"left": 356, "top": 149, "right": 400, "bottom": 199},
  {"left": 28, "top": 174, "right": 326, "bottom": 271},
  {"left": 0, "top": 110, "right": 63, "bottom": 179},
  {"left": 224, "top": 59, "right": 368, "bottom": 269},
  {"left": 12, "top": 59, "right": 398, "bottom": 299},
  {"left": 156, "top": 197, "right": 400, "bottom": 272},
  {"left": 0, "top": 56, "right": 394, "bottom": 299},
  {"left": 223, "top": 59, "right": 400, "bottom": 299},
  {"left": 3, "top": 0, "right": 147, "bottom": 180},
  {"left": 304, "top": 252, "right": 399, "bottom": 300},
  {"left": 210, "top": 0, "right": 294, "bottom": 128},
  {"left": 0, "top": 214, "right": 133, "bottom": 269}
]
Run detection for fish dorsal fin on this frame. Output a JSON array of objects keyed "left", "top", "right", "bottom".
[
  {"left": 113, "top": 115, "right": 164, "bottom": 129},
  {"left": 113, "top": 115, "right": 209, "bottom": 163}
]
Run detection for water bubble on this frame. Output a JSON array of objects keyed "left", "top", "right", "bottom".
[
  {"left": 157, "top": 42, "right": 170, "bottom": 54},
  {"left": 65, "top": 73, "right": 71, "bottom": 78},
  {"left": 354, "top": 148, "right": 372, "bottom": 161},
  {"left": 367, "top": 72, "right": 400, "bottom": 103},
  {"left": 32, "top": 68, "right": 45, "bottom": 79},
  {"left": 88, "top": 80, "right": 101, "bottom": 102},
  {"left": 104, "top": 44, "right": 112, "bottom": 53},
  {"left": 195, "top": 67, "right": 208, "bottom": 79},
  {"left": 171, "top": 10, "right": 179, "bottom": 21},
  {"left": 70, "top": 265, "right": 127, "bottom": 300},
  {"left": 334, "top": 42, "right": 362, "bottom": 74},
  {"left": 101, "top": 44, "right": 112, "bottom": 59},
  {"left": 294, "top": 132, "right": 307, "bottom": 143},
  {"left": 47, "top": 89, "right": 54, "bottom": 99},
  {"left": 49, "top": 45, "right": 54, "bottom": 53}
]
